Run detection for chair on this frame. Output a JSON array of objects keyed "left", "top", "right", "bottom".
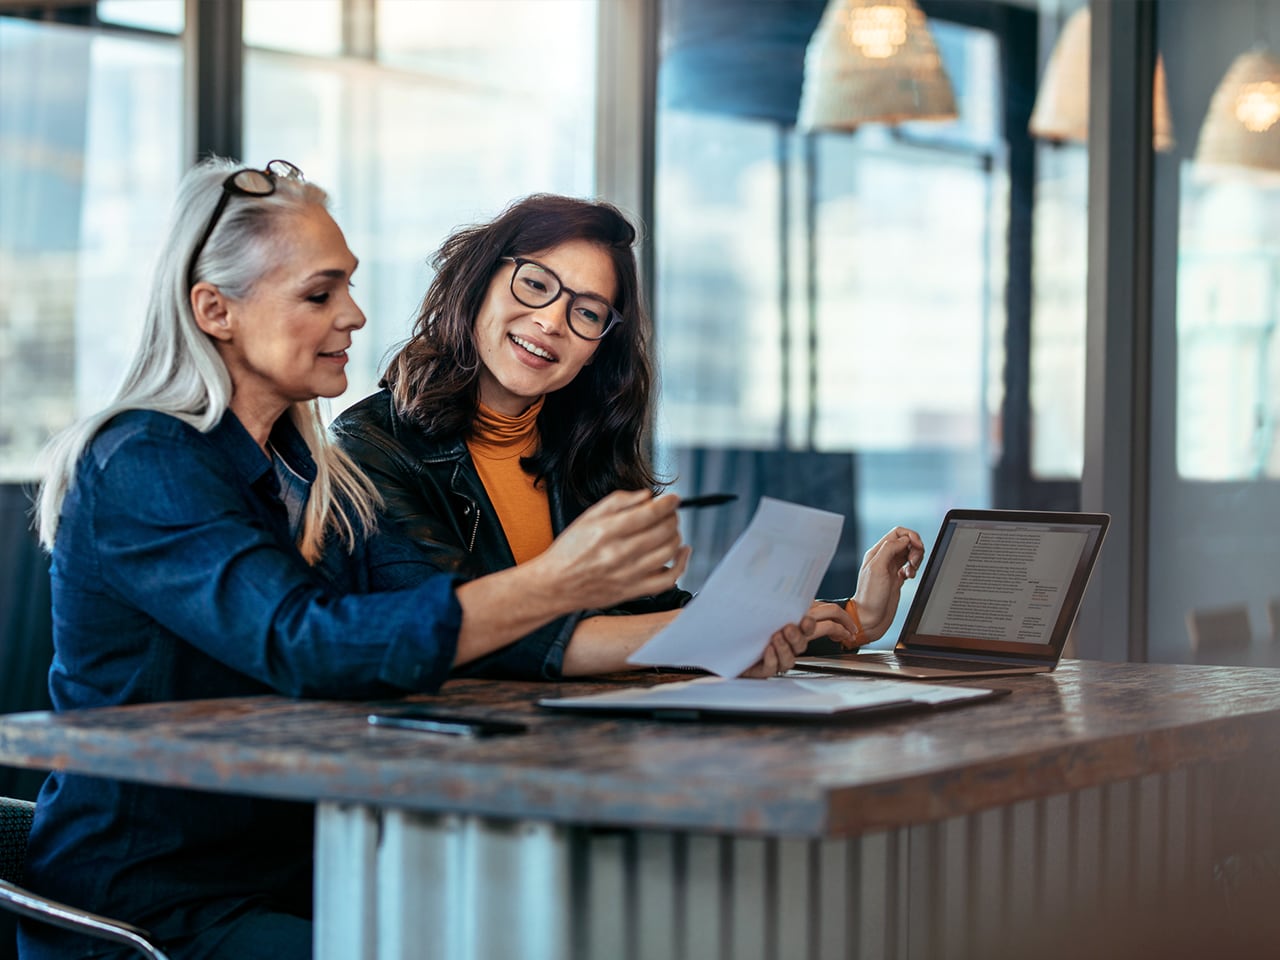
[
  {"left": 0, "top": 482, "right": 55, "bottom": 803},
  {"left": 1186, "top": 604, "right": 1254, "bottom": 664},
  {"left": 0, "top": 797, "right": 171, "bottom": 960}
]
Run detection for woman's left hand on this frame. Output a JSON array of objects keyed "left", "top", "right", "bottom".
[
  {"left": 738, "top": 616, "right": 816, "bottom": 678},
  {"left": 805, "top": 601, "right": 863, "bottom": 649},
  {"left": 852, "top": 526, "right": 925, "bottom": 642}
]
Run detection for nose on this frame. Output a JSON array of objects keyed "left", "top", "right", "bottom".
[
  {"left": 336, "top": 290, "right": 367, "bottom": 331},
  {"left": 529, "top": 294, "right": 569, "bottom": 336}
]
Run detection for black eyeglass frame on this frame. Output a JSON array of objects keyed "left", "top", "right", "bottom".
[
  {"left": 500, "top": 256, "right": 623, "bottom": 341},
  {"left": 186, "top": 159, "right": 304, "bottom": 291}
]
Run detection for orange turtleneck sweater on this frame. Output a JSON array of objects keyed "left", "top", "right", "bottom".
[{"left": 466, "top": 398, "right": 554, "bottom": 565}]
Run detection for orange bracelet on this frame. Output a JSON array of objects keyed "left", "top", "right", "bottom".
[{"left": 844, "top": 598, "right": 864, "bottom": 643}]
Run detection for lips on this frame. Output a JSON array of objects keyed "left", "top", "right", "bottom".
[{"left": 318, "top": 348, "right": 348, "bottom": 359}]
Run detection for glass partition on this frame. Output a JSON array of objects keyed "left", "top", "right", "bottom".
[{"left": 1149, "top": 0, "right": 1280, "bottom": 664}]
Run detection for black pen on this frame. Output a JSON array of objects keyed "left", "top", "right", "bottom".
[{"left": 677, "top": 493, "right": 737, "bottom": 510}]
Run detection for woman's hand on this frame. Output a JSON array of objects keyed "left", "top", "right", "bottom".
[
  {"left": 852, "top": 526, "right": 925, "bottom": 642},
  {"left": 738, "top": 617, "right": 816, "bottom": 678},
  {"left": 533, "top": 490, "right": 691, "bottom": 612},
  {"left": 805, "top": 601, "right": 863, "bottom": 649}
]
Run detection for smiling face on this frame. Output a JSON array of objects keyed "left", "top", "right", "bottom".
[
  {"left": 207, "top": 205, "right": 364, "bottom": 433},
  {"left": 472, "top": 238, "right": 615, "bottom": 417}
]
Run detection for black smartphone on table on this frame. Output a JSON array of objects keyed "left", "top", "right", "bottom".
[{"left": 367, "top": 709, "right": 527, "bottom": 737}]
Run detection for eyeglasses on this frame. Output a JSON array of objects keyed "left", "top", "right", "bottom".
[
  {"left": 186, "top": 159, "right": 304, "bottom": 291},
  {"left": 501, "top": 256, "right": 622, "bottom": 341}
]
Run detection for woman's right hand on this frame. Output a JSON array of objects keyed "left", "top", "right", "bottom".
[
  {"left": 738, "top": 617, "right": 816, "bottom": 678},
  {"left": 534, "top": 490, "right": 691, "bottom": 611}
]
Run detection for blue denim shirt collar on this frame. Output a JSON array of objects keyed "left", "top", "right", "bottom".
[{"left": 210, "top": 408, "right": 317, "bottom": 494}]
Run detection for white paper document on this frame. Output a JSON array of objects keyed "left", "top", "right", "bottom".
[
  {"left": 541, "top": 674, "right": 1000, "bottom": 717},
  {"left": 626, "top": 497, "right": 844, "bottom": 677}
]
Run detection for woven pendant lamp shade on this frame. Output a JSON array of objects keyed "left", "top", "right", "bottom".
[
  {"left": 1028, "top": 7, "right": 1175, "bottom": 151},
  {"left": 1194, "top": 48, "right": 1280, "bottom": 173},
  {"left": 797, "top": 0, "right": 957, "bottom": 131}
]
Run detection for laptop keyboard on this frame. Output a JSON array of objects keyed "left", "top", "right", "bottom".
[{"left": 893, "top": 655, "right": 1016, "bottom": 673}]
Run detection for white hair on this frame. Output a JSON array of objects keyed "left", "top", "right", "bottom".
[{"left": 36, "top": 157, "right": 379, "bottom": 563}]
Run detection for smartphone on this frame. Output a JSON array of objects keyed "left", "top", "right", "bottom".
[{"left": 367, "top": 709, "right": 527, "bottom": 737}]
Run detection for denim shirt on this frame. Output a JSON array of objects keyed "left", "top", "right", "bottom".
[{"left": 20, "top": 408, "right": 461, "bottom": 958}]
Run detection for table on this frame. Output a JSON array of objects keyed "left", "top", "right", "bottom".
[{"left": 3, "top": 660, "right": 1280, "bottom": 959}]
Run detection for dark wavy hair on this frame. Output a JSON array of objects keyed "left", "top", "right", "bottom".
[{"left": 383, "top": 194, "right": 658, "bottom": 506}]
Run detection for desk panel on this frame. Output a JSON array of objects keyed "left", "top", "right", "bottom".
[{"left": 314, "top": 764, "right": 1241, "bottom": 960}]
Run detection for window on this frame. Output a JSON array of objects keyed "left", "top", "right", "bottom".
[
  {"left": 0, "top": 15, "right": 181, "bottom": 480},
  {"left": 1030, "top": 143, "right": 1088, "bottom": 478},
  {"left": 97, "top": 0, "right": 182, "bottom": 34},
  {"left": 0, "top": 1, "right": 602, "bottom": 481},
  {"left": 244, "top": 0, "right": 600, "bottom": 408},
  {"left": 1176, "top": 174, "right": 1280, "bottom": 480},
  {"left": 654, "top": 3, "right": 1016, "bottom": 641}
]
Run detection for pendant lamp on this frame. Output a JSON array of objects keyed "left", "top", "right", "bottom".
[
  {"left": 1028, "top": 7, "right": 1175, "bottom": 152},
  {"left": 1194, "top": 47, "right": 1280, "bottom": 174},
  {"left": 796, "top": 0, "right": 957, "bottom": 131}
]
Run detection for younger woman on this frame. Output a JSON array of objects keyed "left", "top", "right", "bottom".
[{"left": 332, "top": 194, "right": 923, "bottom": 678}]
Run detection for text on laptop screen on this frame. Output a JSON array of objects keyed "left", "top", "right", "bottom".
[{"left": 918, "top": 522, "right": 1087, "bottom": 645}]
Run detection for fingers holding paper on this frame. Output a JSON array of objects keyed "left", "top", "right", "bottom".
[
  {"left": 739, "top": 616, "right": 816, "bottom": 679},
  {"left": 625, "top": 498, "right": 844, "bottom": 677},
  {"left": 852, "top": 526, "right": 926, "bottom": 642}
]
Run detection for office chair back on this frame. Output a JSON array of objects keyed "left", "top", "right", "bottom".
[
  {"left": 0, "top": 799, "right": 33, "bottom": 887},
  {"left": 0, "top": 797, "right": 172, "bottom": 960}
]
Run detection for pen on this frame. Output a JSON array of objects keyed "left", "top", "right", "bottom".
[{"left": 677, "top": 493, "right": 738, "bottom": 510}]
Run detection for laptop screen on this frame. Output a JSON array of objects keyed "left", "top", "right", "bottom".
[{"left": 897, "top": 510, "right": 1109, "bottom": 661}]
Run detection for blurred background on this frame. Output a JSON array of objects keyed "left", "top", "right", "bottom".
[{"left": 1, "top": 0, "right": 1278, "bottom": 716}]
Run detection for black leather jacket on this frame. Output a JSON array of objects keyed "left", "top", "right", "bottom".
[{"left": 331, "top": 389, "right": 691, "bottom": 679}]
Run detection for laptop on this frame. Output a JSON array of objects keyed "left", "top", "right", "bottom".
[{"left": 796, "top": 509, "right": 1109, "bottom": 680}]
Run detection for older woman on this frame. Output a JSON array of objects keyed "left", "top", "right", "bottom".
[
  {"left": 332, "top": 194, "right": 924, "bottom": 679},
  {"left": 23, "top": 162, "right": 706, "bottom": 960}
]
